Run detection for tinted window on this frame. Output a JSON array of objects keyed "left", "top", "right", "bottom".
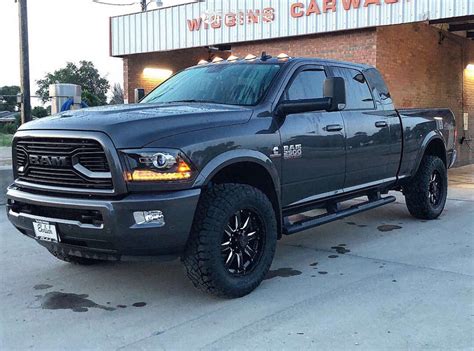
[
  {"left": 363, "top": 68, "right": 392, "bottom": 102},
  {"left": 331, "top": 67, "right": 374, "bottom": 110},
  {"left": 141, "top": 63, "right": 281, "bottom": 106},
  {"left": 286, "top": 70, "right": 326, "bottom": 101}
]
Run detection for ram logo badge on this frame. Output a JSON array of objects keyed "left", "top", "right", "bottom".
[
  {"left": 283, "top": 144, "right": 302, "bottom": 159},
  {"left": 29, "top": 155, "right": 68, "bottom": 167}
]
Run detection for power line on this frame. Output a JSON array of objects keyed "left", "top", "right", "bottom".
[{"left": 92, "top": 0, "right": 139, "bottom": 7}]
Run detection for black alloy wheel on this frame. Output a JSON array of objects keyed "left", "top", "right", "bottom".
[{"left": 221, "top": 209, "right": 264, "bottom": 276}]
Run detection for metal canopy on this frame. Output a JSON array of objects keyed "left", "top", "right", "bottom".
[{"left": 110, "top": 0, "right": 474, "bottom": 56}]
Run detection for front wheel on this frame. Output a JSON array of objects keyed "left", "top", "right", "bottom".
[
  {"left": 182, "top": 184, "right": 277, "bottom": 298},
  {"left": 404, "top": 155, "right": 448, "bottom": 220}
]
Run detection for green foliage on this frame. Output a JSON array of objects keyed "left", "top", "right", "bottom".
[
  {"left": 0, "top": 113, "right": 20, "bottom": 136},
  {"left": 0, "top": 133, "right": 13, "bottom": 147},
  {"left": 32, "top": 106, "right": 49, "bottom": 118},
  {"left": 36, "top": 61, "right": 110, "bottom": 106},
  {"left": 0, "top": 123, "right": 17, "bottom": 135},
  {"left": 0, "top": 86, "right": 21, "bottom": 112},
  {"left": 109, "top": 83, "right": 124, "bottom": 105}
]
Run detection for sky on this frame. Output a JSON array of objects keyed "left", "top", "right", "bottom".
[{"left": 0, "top": 0, "right": 193, "bottom": 107}]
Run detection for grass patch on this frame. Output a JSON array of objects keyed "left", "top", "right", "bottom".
[{"left": 0, "top": 133, "right": 13, "bottom": 147}]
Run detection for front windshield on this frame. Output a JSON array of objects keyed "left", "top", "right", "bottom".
[{"left": 141, "top": 63, "right": 282, "bottom": 106}]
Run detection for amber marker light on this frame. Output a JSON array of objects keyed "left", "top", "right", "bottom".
[
  {"left": 227, "top": 55, "right": 239, "bottom": 62},
  {"left": 244, "top": 54, "right": 257, "bottom": 61},
  {"left": 125, "top": 170, "right": 192, "bottom": 182},
  {"left": 198, "top": 59, "right": 209, "bottom": 65},
  {"left": 212, "top": 56, "right": 224, "bottom": 63}
]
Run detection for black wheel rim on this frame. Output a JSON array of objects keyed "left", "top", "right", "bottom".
[
  {"left": 429, "top": 170, "right": 443, "bottom": 206},
  {"left": 221, "top": 209, "right": 264, "bottom": 276}
]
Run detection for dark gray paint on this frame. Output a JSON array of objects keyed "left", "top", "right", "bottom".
[{"left": 9, "top": 58, "right": 456, "bottom": 257}]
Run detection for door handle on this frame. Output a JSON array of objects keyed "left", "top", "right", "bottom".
[
  {"left": 375, "top": 121, "right": 388, "bottom": 128},
  {"left": 326, "top": 124, "right": 343, "bottom": 132}
]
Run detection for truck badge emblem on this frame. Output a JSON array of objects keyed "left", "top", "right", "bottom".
[
  {"left": 29, "top": 155, "right": 68, "bottom": 167},
  {"left": 283, "top": 144, "right": 302, "bottom": 159},
  {"left": 270, "top": 146, "right": 281, "bottom": 158}
]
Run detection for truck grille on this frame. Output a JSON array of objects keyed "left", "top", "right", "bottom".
[{"left": 15, "top": 137, "right": 113, "bottom": 191}]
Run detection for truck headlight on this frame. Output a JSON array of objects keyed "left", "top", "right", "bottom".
[{"left": 121, "top": 149, "right": 195, "bottom": 182}]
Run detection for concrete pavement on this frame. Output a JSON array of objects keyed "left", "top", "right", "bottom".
[{"left": 0, "top": 166, "right": 473, "bottom": 350}]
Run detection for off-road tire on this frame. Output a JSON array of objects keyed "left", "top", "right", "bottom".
[
  {"left": 182, "top": 183, "right": 277, "bottom": 298},
  {"left": 47, "top": 248, "right": 103, "bottom": 265},
  {"left": 404, "top": 155, "right": 448, "bottom": 220}
]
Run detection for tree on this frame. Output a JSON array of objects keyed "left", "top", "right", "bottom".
[
  {"left": 0, "top": 86, "right": 21, "bottom": 112},
  {"left": 36, "top": 61, "right": 110, "bottom": 107},
  {"left": 32, "top": 106, "right": 49, "bottom": 118},
  {"left": 109, "top": 83, "right": 124, "bottom": 105}
]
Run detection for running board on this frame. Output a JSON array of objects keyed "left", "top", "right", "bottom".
[{"left": 283, "top": 196, "right": 396, "bottom": 236}]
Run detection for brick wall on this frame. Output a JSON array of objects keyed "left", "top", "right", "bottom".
[
  {"left": 376, "top": 23, "right": 473, "bottom": 166},
  {"left": 463, "top": 40, "right": 474, "bottom": 165},
  {"left": 231, "top": 28, "right": 377, "bottom": 66},
  {"left": 123, "top": 47, "right": 212, "bottom": 103}
]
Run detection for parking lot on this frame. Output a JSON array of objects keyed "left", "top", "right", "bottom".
[{"left": 0, "top": 166, "right": 473, "bottom": 351}]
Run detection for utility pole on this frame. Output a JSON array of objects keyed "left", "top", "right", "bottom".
[
  {"left": 17, "top": 0, "right": 31, "bottom": 124},
  {"left": 140, "top": 0, "right": 147, "bottom": 11}
]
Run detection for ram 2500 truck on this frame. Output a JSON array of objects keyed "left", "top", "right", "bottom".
[{"left": 6, "top": 55, "right": 456, "bottom": 298}]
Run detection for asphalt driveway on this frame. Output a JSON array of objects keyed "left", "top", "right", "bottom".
[{"left": 0, "top": 166, "right": 473, "bottom": 350}]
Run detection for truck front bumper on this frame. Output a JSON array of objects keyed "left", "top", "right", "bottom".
[{"left": 6, "top": 186, "right": 201, "bottom": 261}]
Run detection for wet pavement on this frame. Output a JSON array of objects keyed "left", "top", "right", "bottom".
[{"left": 0, "top": 165, "right": 473, "bottom": 350}]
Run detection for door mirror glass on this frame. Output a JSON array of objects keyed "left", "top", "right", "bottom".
[{"left": 323, "top": 77, "right": 346, "bottom": 111}]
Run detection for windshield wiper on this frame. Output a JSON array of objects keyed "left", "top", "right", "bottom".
[{"left": 164, "top": 99, "right": 221, "bottom": 104}]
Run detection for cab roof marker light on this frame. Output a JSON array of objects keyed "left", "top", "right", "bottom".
[
  {"left": 227, "top": 55, "right": 239, "bottom": 62},
  {"left": 277, "top": 53, "right": 290, "bottom": 60},
  {"left": 198, "top": 59, "right": 209, "bottom": 65},
  {"left": 212, "top": 57, "right": 224, "bottom": 63},
  {"left": 244, "top": 54, "right": 257, "bottom": 61}
]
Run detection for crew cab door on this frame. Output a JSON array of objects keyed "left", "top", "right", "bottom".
[
  {"left": 277, "top": 65, "right": 346, "bottom": 207},
  {"left": 329, "top": 66, "right": 399, "bottom": 189}
]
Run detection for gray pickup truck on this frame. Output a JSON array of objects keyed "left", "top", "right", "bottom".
[{"left": 6, "top": 55, "right": 456, "bottom": 297}]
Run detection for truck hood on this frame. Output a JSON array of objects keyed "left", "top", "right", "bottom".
[{"left": 19, "top": 103, "right": 252, "bottom": 148}]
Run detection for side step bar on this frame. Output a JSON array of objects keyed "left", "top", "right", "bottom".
[{"left": 283, "top": 196, "right": 396, "bottom": 236}]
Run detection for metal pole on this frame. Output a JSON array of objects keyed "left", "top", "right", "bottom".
[
  {"left": 140, "top": 0, "right": 147, "bottom": 11},
  {"left": 18, "top": 0, "right": 31, "bottom": 124}
]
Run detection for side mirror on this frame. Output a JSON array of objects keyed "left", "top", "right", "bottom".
[
  {"left": 275, "top": 77, "right": 347, "bottom": 117},
  {"left": 324, "top": 77, "right": 346, "bottom": 111},
  {"left": 275, "top": 98, "right": 332, "bottom": 117}
]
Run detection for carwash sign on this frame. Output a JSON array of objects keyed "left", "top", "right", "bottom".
[
  {"left": 186, "top": 0, "right": 399, "bottom": 32},
  {"left": 110, "top": 0, "right": 474, "bottom": 56}
]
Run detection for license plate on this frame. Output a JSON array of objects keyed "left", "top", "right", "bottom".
[{"left": 33, "top": 221, "right": 59, "bottom": 242}]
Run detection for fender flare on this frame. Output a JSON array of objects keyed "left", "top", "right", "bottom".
[
  {"left": 193, "top": 149, "right": 281, "bottom": 199},
  {"left": 412, "top": 131, "right": 447, "bottom": 176}
]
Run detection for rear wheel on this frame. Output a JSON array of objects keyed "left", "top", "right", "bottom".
[
  {"left": 404, "top": 155, "right": 448, "bottom": 220},
  {"left": 182, "top": 184, "right": 277, "bottom": 298}
]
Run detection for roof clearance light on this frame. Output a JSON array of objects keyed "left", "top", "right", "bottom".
[
  {"left": 227, "top": 55, "right": 239, "bottom": 62},
  {"left": 198, "top": 59, "right": 209, "bottom": 65},
  {"left": 277, "top": 53, "right": 290, "bottom": 60},
  {"left": 143, "top": 68, "right": 173, "bottom": 80},
  {"left": 244, "top": 54, "right": 257, "bottom": 61},
  {"left": 212, "top": 57, "right": 224, "bottom": 63}
]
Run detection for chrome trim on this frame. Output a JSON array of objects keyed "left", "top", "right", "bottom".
[
  {"left": 8, "top": 209, "right": 104, "bottom": 230},
  {"left": 72, "top": 163, "right": 112, "bottom": 179},
  {"left": 13, "top": 130, "right": 127, "bottom": 196},
  {"left": 289, "top": 177, "right": 397, "bottom": 207}
]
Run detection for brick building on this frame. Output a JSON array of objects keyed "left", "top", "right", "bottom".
[{"left": 111, "top": 0, "right": 474, "bottom": 165}]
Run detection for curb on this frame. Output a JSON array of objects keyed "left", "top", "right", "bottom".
[{"left": 0, "top": 166, "right": 13, "bottom": 205}]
